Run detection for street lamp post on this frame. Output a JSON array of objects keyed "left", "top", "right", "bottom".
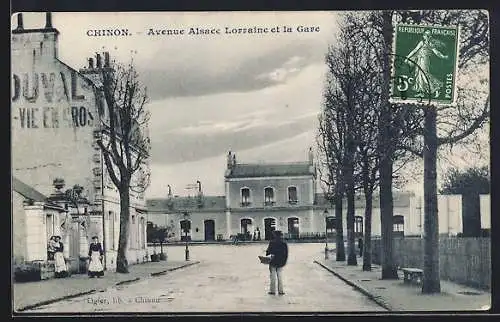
[
  {"left": 324, "top": 209, "right": 329, "bottom": 260},
  {"left": 183, "top": 212, "right": 190, "bottom": 261}
]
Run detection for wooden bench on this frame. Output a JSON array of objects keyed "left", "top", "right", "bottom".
[{"left": 402, "top": 267, "right": 423, "bottom": 285}]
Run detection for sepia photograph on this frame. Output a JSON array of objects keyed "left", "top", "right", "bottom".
[{"left": 11, "top": 10, "right": 490, "bottom": 314}]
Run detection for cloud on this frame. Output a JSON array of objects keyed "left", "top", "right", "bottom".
[
  {"left": 148, "top": 129, "right": 317, "bottom": 197},
  {"left": 139, "top": 40, "right": 325, "bottom": 99}
]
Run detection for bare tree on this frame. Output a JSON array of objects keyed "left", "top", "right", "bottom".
[
  {"left": 396, "top": 10, "right": 489, "bottom": 293},
  {"left": 352, "top": 9, "right": 489, "bottom": 290},
  {"left": 317, "top": 108, "right": 346, "bottom": 261},
  {"left": 96, "top": 58, "right": 151, "bottom": 273}
]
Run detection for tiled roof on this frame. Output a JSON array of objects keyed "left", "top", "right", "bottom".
[
  {"left": 147, "top": 195, "right": 226, "bottom": 212},
  {"left": 225, "top": 162, "right": 315, "bottom": 178},
  {"left": 12, "top": 176, "right": 47, "bottom": 202}
]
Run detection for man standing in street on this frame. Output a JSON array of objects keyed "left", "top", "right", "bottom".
[{"left": 265, "top": 230, "right": 288, "bottom": 295}]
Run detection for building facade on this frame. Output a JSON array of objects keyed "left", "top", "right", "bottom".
[
  {"left": 11, "top": 13, "right": 148, "bottom": 272},
  {"left": 147, "top": 150, "right": 465, "bottom": 241},
  {"left": 12, "top": 177, "right": 67, "bottom": 265}
]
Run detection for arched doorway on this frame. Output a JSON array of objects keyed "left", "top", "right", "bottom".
[
  {"left": 204, "top": 219, "right": 215, "bottom": 241},
  {"left": 287, "top": 217, "right": 299, "bottom": 239},
  {"left": 264, "top": 218, "right": 277, "bottom": 240},
  {"left": 180, "top": 219, "right": 191, "bottom": 241},
  {"left": 326, "top": 216, "right": 336, "bottom": 238}
]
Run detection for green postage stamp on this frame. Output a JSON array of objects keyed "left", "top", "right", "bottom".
[{"left": 390, "top": 24, "right": 460, "bottom": 106}]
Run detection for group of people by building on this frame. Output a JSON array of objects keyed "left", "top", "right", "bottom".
[
  {"left": 46, "top": 236, "right": 104, "bottom": 279},
  {"left": 47, "top": 235, "right": 67, "bottom": 278}
]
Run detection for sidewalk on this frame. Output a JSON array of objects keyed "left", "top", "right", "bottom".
[
  {"left": 13, "top": 260, "right": 201, "bottom": 312},
  {"left": 315, "top": 258, "right": 491, "bottom": 312}
]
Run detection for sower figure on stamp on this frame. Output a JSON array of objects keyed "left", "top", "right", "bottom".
[
  {"left": 265, "top": 230, "right": 288, "bottom": 295},
  {"left": 88, "top": 236, "right": 104, "bottom": 278},
  {"left": 405, "top": 29, "right": 449, "bottom": 98}
]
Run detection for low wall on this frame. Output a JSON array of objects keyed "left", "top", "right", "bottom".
[{"left": 371, "top": 237, "right": 491, "bottom": 290}]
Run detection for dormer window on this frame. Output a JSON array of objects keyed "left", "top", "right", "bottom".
[
  {"left": 288, "top": 186, "right": 298, "bottom": 204},
  {"left": 264, "top": 187, "right": 275, "bottom": 206},
  {"left": 241, "top": 188, "right": 251, "bottom": 207}
]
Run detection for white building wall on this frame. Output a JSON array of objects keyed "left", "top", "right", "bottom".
[
  {"left": 437, "top": 195, "right": 462, "bottom": 236},
  {"left": 480, "top": 194, "right": 490, "bottom": 229},
  {"left": 13, "top": 192, "right": 27, "bottom": 264},
  {"left": 25, "top": 205, "right": 47, "bottom": 261}
]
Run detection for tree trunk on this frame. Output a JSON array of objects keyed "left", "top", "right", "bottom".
[
  {"left": 422, "top": 106, "right": 440, "bottom": 293},
  {"left": 116, "top": 185, "right": 131, "bottom": 273},
  {"left": 379, "top": 147, "right": 398, "bottom": 278},
  {"left": 346, "top": 169, "right": 357, "bottom": 266},
  {"left": 335, "top": 185, "right": 346, "bottom": 261},
  {"left": 363, "top": 192, "right": 373, "bottom": 271},
  {"left": 379, "top": 10, "right": 399, "bottom": 280}
]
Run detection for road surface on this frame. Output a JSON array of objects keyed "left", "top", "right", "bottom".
[{"left": 30, "top": 243, "right": 385, "bottom": 312}]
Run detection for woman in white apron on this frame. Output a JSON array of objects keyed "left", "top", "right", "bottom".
[
  {"left": 88, "top": 236, "right": 104, "bottom": 278},
  {"left": 53, "top": 236, "right": 68, "bottom": 278}
]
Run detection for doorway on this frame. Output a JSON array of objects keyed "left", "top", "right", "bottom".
[
  {"left": 287, "top": 217, "right": 299, "bottom": 239},
  {"left": 264, "top": 218, "right": 277, "bottom": 240},
  {"left": 204, "top": 219, "right": 215, "bottom": 241}
]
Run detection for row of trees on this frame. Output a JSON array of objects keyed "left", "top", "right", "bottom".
[{"left": 317, "top": 10, "right": 489, "bottom": 293}]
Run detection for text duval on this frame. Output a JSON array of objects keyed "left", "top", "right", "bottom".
[{"left": 12, "top": 71, "right": 95, "bottom": 128}]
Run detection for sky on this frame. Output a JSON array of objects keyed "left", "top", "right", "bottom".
[{"left": 12, "top": 12, "right": 490, "bottom": 198}]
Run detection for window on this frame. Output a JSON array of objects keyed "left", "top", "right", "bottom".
[
  {"left": 130, "top": 215, "right": 136, "bottom": 248},
  {"left": 326, "top": 216, "right": 336, "bottom": 231},
  {"left": 46, "top": 214, "right": 54, "bottom": 241},
  {"left": 140, "top": 217, "right": 145, "bottom": 249},
  {"left": 241, "top": 218, "right": 252, "bottom": 234},
  {"left": 393, "top": 215, "right": 404, "bottom": 236},
  {"left": 355, "top": 216, "right": 363, "bottom": 236},
  {"left": 109, "top": 211, "right": 115, "bottom": 250},
  {"left": 287, "top": 217, "right": 299, "bottom": 238},
  {"left": 180, "top": 220, "right": 191, "bottom": 241},
  {"left": 288, "top": 186, "right": 298, "bottom": 204},
  {"left": 264, "top": 187, "right": 275, "bottom": 206},
  {"left": 241, "top": 188, "right": 251, "bottom": 207}
]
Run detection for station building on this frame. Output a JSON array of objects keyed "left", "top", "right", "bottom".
[{"left": 147, "top": 150, "right": 464, "bottom": 242}]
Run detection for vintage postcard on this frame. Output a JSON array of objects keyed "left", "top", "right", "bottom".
[{"left": 11, "top": 11, "right": 490, "bottom": 314}]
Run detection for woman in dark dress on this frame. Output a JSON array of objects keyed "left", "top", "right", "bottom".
[{"left": 88, "top": 236, "right": 104, "bottom": 278}]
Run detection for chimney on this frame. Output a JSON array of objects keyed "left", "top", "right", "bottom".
[
  {"left": 88, "top": 57, "right": 94, "bottom": 69},
  {"left": 16, "top": 13, "right": 24, "bottom": 30},
  {"left": 227, "top": 151, "right": 232, "bottom": 169},
  {"left": 96, "top": 53, "right": 102, "bottom": 68},
  {"left": 45, "top": 12, "right": 53, "bottom": 29},
  {"left": 104, "top": 52, "right": 110, "bottom": 67}
]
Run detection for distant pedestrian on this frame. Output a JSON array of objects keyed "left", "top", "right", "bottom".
[
  {"left": 88, "top": 236, "right": 104, "bottom": 278},
  {"left": 358, "top": 237, "right": 364, "bottom": 257},
  {"left": 257, "top": 228, "right": 261, "bottom": 241},
  {"left": 265, "top": 230, "right": 288, "bottom": 295},
  {"left": 53, "top": 236, "right": 68, "bottom": 278}
]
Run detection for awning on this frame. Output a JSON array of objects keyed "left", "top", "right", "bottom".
[
  {"left": 135, "top": 207, "right": 148, "bottom": 214},
  {"left": 43, "top": 203, "right": 67, "bottom": 212}
]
